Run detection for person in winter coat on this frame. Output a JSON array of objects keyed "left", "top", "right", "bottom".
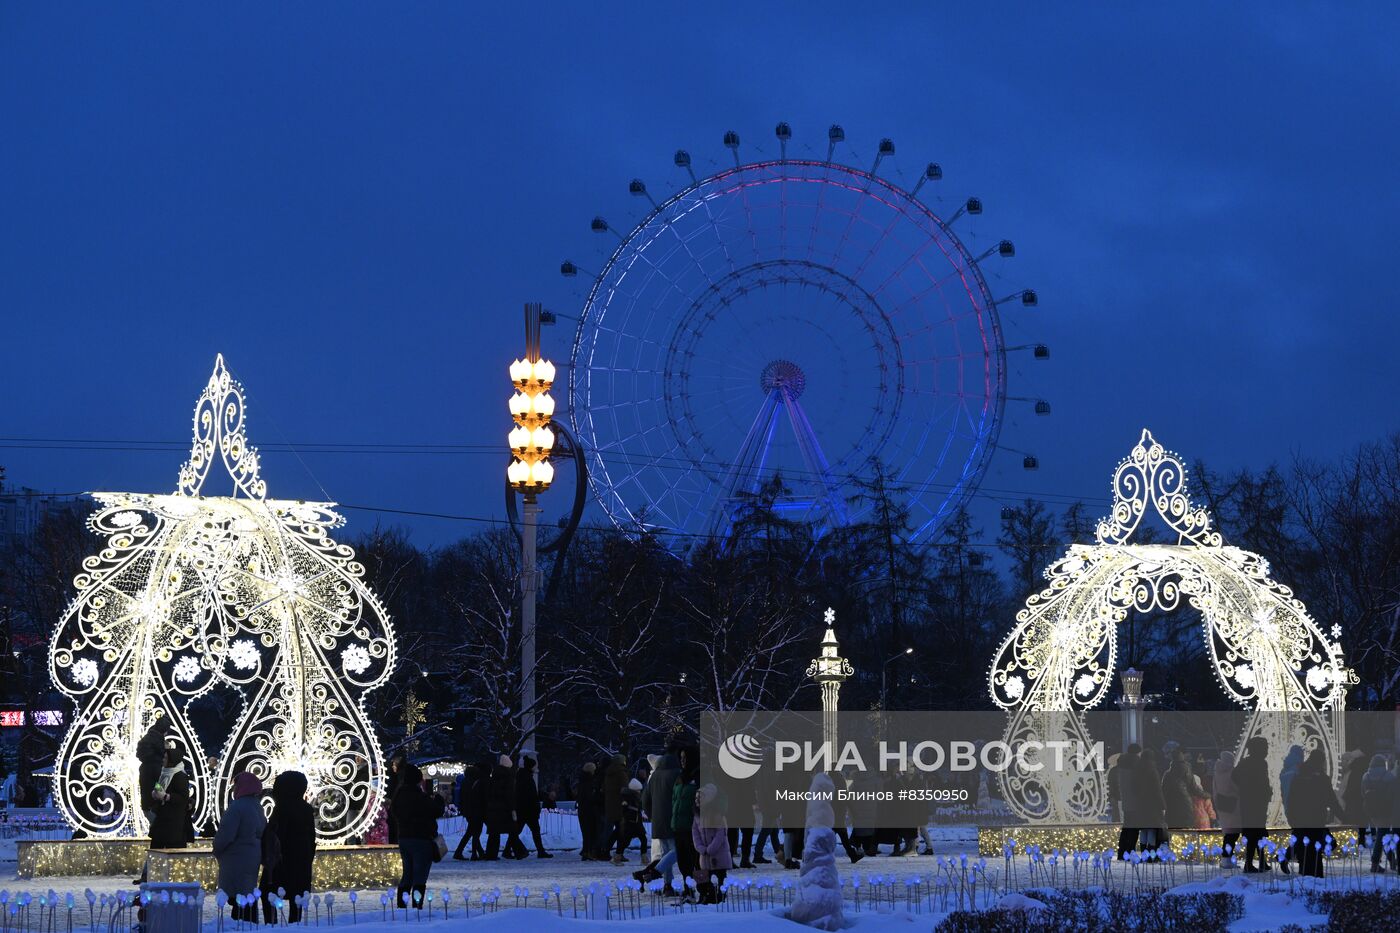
[
  {"left": 1361, "top": 754, "right": 1396, "bottom": 872},
  {"left": 1105, "top": 754, "right": 1123, "bottom": 824},
  {"left": 484, "top": 755, "right": 521, "bottom": 860},
  {"left": 617, "top": 776, "right": 648, "bottom": 862},
  {"left": 1213, "top": 754, "right": 1242, "bottom": 858},
  {"left": 384, "top": 756, "right": 407, "bottom": 844},
  {"left": 390, "top": 763, "right": 445, "bottom": 907},
  {"left": 148, "top": 746, "right": 192, "bottom": 850},
  {"left": 1115, "top": 746, "right": 1143, "bottom": 858},
  {"left": 576, "top": 762, "right": 600, "bottom": 860},
  {"left": 670, "top": 748, "right": 700, "bottom": 886},
  {"left": 691, "top": 784, "right": 732, "bottom": 904},
  {"left": 1161, "top": 751, "right": 1197, "bottom": 830},
  {"left": 1137, "top": 748, "right": 1168, "bottom": 848},
  {"left": 452, "top": 763, "right": 487, "bottom": 860},
  {"left": 261, "top": 771, "right": 317, "bottom": 924},
  {"left": 515, "top": 756, "right": 551, "bottom": 858},
  {"left": 633, "top": 751, "right": 679, "bottom": 889},
  {"left": 602, "top": 754, "right": 628, "bottom": 861},
  {"left": 1284, "top": 748, "right": 1342, "bottom": 878},
  {"left": 214, "top": 772, "right": 267, "bottom": 922},
  {"left": 136, "top": 719, "right": 172, "bottom": 826},
  {"left": 1337, "top": 749, "right": 1369, "bottom": 848},
  {"left": 1234, "top": 737, "right": 1274, "bottom": 872}
]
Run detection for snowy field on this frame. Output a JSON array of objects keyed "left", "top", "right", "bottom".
[{"left": 0, "top": 815, "right": 1397, "bottom": 930}]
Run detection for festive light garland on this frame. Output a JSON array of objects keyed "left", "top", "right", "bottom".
[
  {"left": 51, "top": 356, "right": 396, "bottom": 843},
  {"left": 147, "top": 846, "right": 401, "bottom": 892},
  {"left": 16, "top": 839, "right": 151, "bottom": 879},
  {"left": 987, "top": 430, "right": 1355, "bottom": 824},
  {"left": 977, "top": 824, "right": 1360, "bottom": 859}
]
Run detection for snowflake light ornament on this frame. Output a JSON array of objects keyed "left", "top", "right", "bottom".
[
  {"left": 341, "top": 644, "right": 372, "bottom": 676},
  {"left": 229, "top": 639, "right": 261, "bottom": 671},
  {"left": 173, "top": 657, "right": 202, "bottom": 684},
  {"left": 51, "top": 356, "right": 396, "bottom": 842}
]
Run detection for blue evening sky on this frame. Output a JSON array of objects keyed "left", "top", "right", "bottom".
[{"left": 3, "top": 4, "right": 1397, "bottom": 546}]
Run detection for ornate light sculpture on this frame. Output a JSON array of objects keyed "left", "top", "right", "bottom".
[
  {"left": 987, "top": 430, "right": 1355, "bottom": 824},
  {"left": 806, "top": 608, "right": 853, "bottom": 754},
  {"left": 51, "top": 356, "right": 395, "bottom": 842}
]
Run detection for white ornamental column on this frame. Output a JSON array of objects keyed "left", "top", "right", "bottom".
[{"left": 806, "top": 608, "right": 854, "bottom": 757}]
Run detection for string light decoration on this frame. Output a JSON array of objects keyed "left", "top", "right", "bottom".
[
  {"left": 976, "top": 825, "right": 1358, "bottom": 858},
  {"left": 987, "top": 430, "right": 1355, "bottom": 824},
  {"left": 51, "top": 356, "right": 396, "bottom": 843},
  {"left": 147, "top": 846, "right": 401, "bottom": 891},
  {"left": 17, "top": 839, "right": 151, "bottom": 879}
]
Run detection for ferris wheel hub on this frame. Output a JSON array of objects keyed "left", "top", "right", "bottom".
[{"left": 759, "top": 359, "right": 807, "bottom": 398}]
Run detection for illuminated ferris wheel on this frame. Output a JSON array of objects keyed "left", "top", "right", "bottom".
[{"left": 563, "top": 123, "right": 1045, "bottom": 548}]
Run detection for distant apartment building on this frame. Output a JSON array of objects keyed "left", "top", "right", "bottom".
[{"left": 0, "top": 484, "right": 87, "bottom": 549}]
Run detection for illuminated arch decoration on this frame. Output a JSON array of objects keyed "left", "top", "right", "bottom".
[
  {"left": 51, "top": 356, "right": 396, "bottom": 842},
  {"left": 987, "top": 430, "right": 1354, "bottom": 824}
]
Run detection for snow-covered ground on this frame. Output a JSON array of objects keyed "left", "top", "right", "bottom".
[{"left": 1, "top": 816, "right": 1396, "bottom": 930}]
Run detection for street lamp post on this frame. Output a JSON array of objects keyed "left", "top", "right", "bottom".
[
  {"left": 806, "top": 607, "right": 853, "bottom": 755},
  {"left": 880, "top": 646, "right": 914, "bottom": 712},
  {"left": 507, "top": 303, "right": 556, "bottom": 751},
  {"left": 1119, "top": 667, "right": 1145, "bottom": 752}
]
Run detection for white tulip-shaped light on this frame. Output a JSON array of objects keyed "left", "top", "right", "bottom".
[
  {"left": 529, "top": 460, "right": 555, "bottom": 485},
  {"left": 510, "top": 358, "right": 556, "bottom": 390}
]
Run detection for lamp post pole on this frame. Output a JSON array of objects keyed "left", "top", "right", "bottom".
[
  {"left": 521, "top": 497, "right": 540, "bottom": 749},
  {"left": 508, "top": 303, "right": 556, "bottom": 753},
  {"left": 880, "top": 647, "right": 913, "bottom": 712}
]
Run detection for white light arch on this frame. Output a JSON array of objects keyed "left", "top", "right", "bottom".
[
  {"left": 987, "top": 430, "right": 1353, "bottom": 823},
  {"left": 51, "top": 356, "right": 396, "bottom": 842}
]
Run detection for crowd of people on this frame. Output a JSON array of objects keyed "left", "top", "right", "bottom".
[
  {"left": 1109, "top": 737, "right": 1400, "bottom": 879},
  {"left": 130, "top": 724, "right": 1400, "bottom": 918}
]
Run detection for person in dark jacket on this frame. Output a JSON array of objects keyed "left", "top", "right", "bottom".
[
  {"left": 1361, "top": 754, "right": 1396, "bottom": 871},
  {"left": 1337, "top": 749, "right": 1368, "bottom": 849},
  {"left": 619, "top": 776, "right": 648, "bottom": 860},
  {"left": 602, "top": 753, "right": 628, "bottom": 862},
  {"left": 576, "top": 762, "right": 600, "bottom": 860},
  {"left": 384, "top": 755, "right": 407, "bottom": 844},
  {"left": 1285, "top": 748, "right": 1342, "bottom": 878},
  {"left": 515, "top": 756, "right": 551, "bottom": 858},
  {"left": 452, "top": 763, "right": 487, "bottom": 860},
  {"left": 148, "top": 746, "right": 191, "bottom": 850},
  {"left": 261, "top": 771, "right": 317, "bottom": 923},
  {"left": 136, "top": 719, "right": 172, "bottom": 825},
  {"left": 214, "top": 772, "right": 267, "bottom": 922},
  {"left": 1234, "top": 737, "right": 1273, "bottom": 872},
  {"left": 1105, "top": 754, "right": 1123, "bottom": 824},
  {"left": 1137, "top": 748, "right": 1167, "bottom": 848},
  {"left": 1115, "top": 746, "right": 1144, "bottom": 858},
  {"left": 391, "top": 764, "right": 444, "bottom": 907},
  {"left": 1162, "top": 751, "right": 1198, "bottom": 830},
  {"left": 483, "top": 755, "right": 521, "bottom": 860},
  {"left": 633, "top": 751, "right": 679, "bottom": 887},
  {"left": 670, "top": 748, "right": 700, "bottom": 886}
]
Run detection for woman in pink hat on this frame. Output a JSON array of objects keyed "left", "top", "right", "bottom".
[{"left": 213, "top": 772, "right": 267, "bottom": 922}]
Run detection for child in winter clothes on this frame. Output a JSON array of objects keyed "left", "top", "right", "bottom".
[
  {"left": 618, "top": 777, "right": 648, "bottom": 859},
  {"left": 691, "top": 784, "right": 733, "bottom": 904}
]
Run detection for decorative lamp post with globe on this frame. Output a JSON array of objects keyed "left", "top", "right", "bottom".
[
  {"left": 807, "top": 608, "right": 854, "bottom": 755},
  {"left": 508, "top": 303, "right": 556, "bottom": 749}
]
